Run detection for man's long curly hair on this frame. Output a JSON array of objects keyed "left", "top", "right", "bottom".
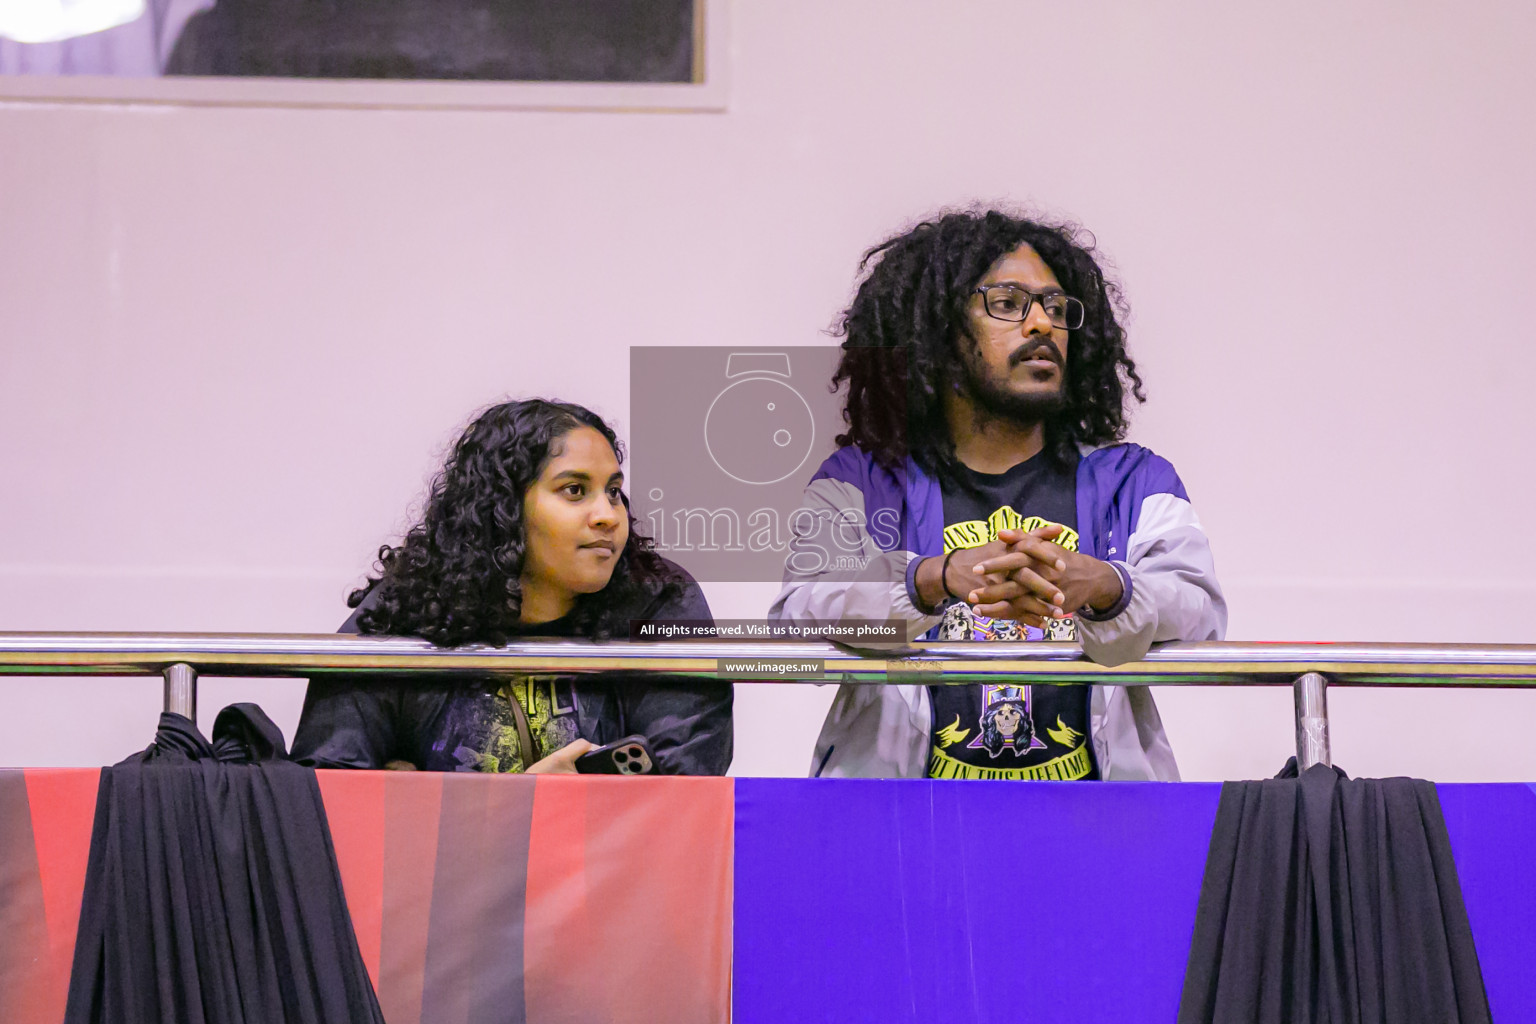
[
  {"left": 349, "top": 399, "right": 680, "bottom": 646},
  {"left": 833, "top": 209, "right": 1145, "bottom": 482}
]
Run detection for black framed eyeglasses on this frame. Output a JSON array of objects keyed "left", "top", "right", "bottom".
[{"left": 973, "top": 284, "right": 1085, "bottom": 330}]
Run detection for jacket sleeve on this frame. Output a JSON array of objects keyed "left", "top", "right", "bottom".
[
  {"left": 765, "top": 476, "right": 944, "bottom": 639},
  {"left": 289, "top": 677, "right": 402, "bottom": 769},
  {"left": 290, "top": 587, "right": 402, "bottom": 769},
  {"left": 620, "top": 572, "right": 734, "bottom": 775},
  {"left": 1076, "top": 491, "right": 1227, "bottom": 666}
]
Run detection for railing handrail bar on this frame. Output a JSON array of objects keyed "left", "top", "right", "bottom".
[
  {"left": 3, "top": 633, "right": 1536, "bottom": 686},
  {"left": 18, "top": 633, "right": 1536, "bottom": 771}
]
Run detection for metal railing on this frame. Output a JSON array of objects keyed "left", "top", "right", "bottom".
[{"left": 8, "top": 633, "right": 1536, "bottom": 770}]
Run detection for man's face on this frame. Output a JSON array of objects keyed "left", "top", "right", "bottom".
[{"left": 957, "top": 243, "right": 1070, "bottom": 422}]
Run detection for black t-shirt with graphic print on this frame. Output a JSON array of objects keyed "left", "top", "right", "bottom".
[{"left": 927, "top": 451, "right": 1099, "bottom": 780}]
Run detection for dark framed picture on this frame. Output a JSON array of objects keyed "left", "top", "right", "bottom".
[{"left": 0, "top": 0, "right": 726, "bottom": 110}]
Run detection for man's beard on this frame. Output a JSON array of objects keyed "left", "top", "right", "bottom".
[{"left": 961, "top": 362, "right": 1067, "bottom": 427}]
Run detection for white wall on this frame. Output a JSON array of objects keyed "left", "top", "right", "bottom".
[{"left": 3, "top": 0, "right": 1535, "bottom": 780}]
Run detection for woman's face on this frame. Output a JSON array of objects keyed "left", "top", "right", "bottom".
[{"left": 519, "top": 426, "right": 630, "bottom": 620}]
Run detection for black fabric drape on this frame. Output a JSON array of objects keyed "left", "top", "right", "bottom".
[
  {"left": 63, "top": 706, "right": 385, "bottom": 1024},
  {"left": 1178, "top": 761, "right": 1492, "bottom": 1024}
]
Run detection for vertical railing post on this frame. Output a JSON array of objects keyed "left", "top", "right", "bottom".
[
  {"left": 163, "top": 662, "right": 197, "bottom": 721},
  {"left": 1293, "top": 671, "right": 1331, "bottom": 770}
]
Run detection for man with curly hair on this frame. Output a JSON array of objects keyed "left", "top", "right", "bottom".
[{"left": 769, "top": 209, "right": 1225, "bottom": 781}]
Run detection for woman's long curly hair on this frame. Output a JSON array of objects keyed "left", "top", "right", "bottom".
[
  {"left": 833, "top": 208, "right": 1145, "bottom": 483},
  {"left": 350, "top": 399, "right": 680, "bottom": 645}
]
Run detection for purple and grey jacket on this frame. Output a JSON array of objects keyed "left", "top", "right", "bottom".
[{"left": 767, "top": 442, "right": 1227, "bottom": 780}]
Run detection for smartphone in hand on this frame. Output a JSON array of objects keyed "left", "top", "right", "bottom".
[{"left": 574, "top": 735, "right": 655, "bottom": 775}]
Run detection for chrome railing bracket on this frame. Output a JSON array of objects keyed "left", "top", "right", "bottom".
[
  {"left": 1293, "top": 671, "right": 1331, "bottom": 770},
  {"left": 163, "top": 662, "right": 197, "bottom": 721}
]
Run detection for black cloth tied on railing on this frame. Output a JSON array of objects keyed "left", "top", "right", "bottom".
[
  {"left": 63, "top": 705, "right": 384, "bottom": 1024},
  {"left": 1178, "top": 760, "right": 1493, "bottom": 1024}
]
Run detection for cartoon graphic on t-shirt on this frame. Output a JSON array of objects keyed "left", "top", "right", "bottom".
[
  {"left": 940, "top": 601, "right": 1075, "bottom": 641},
  {"left": 969, "top": 684, "right": 1045, "bottom": 757},
  {"left": 445, "top": 675, "right": 581, "bottom": 773},
  {"left": 926, "top": 505, "right": 1094, "bottom": 780}
]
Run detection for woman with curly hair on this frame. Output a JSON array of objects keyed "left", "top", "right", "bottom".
[
  {"left": 291, "top": 399, "right": 732, "bottom": 775},
  {"left": 769, "top": 208, "right": 1225, "bottom": 782}
]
